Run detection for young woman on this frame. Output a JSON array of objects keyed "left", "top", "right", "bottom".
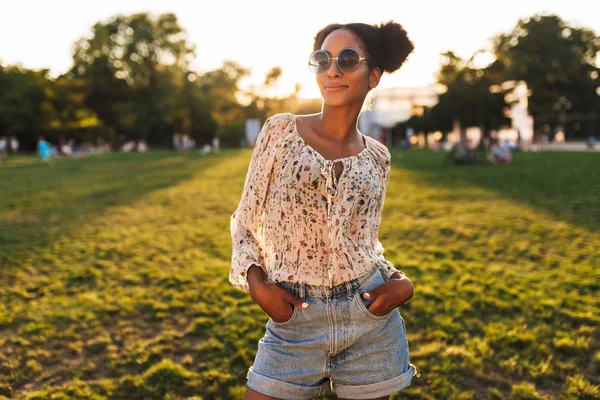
[{"left": 230, "top": 21, "right": 416, "bottom": 400}]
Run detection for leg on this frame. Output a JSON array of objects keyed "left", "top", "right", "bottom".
[
  {"left": 244, "top": 386, "right": 286, "bottom": 400},
  {"left": 245, "top": 295, "right": 328, "bottom": 400},
  {"left": 331, "top": 271, "right": 415, "bottom": 399},
  {"left": 338, "top": 397, "right": 389, "bottom": 400}
]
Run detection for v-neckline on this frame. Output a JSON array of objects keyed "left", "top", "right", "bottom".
[{"left": 291, "top": 114, "right": 369, "bottom": 163}]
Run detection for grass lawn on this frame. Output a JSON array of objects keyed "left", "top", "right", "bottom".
[{"left": 0, "top": 149, "right": 598, "bottom": 400}]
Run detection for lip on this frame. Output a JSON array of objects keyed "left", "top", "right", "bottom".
[{"left": 324, "top": 84, "right": 348, "bottom": 92}]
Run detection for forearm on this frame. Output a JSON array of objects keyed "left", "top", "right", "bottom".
[{"left": 247, "top": 264, "right": 267, "bottom": 296}]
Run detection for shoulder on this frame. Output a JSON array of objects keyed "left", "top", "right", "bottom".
[
  {"left": 254, "top": 113, "right": 295, "bottom": 151},
  {"left": 263, "top": 113, "right": 295, "bottom": 132},
  {"left": 364, "top": 135, "right": 391, "bottom": 172}
]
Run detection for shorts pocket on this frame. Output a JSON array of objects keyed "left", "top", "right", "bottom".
[
  {"left": 270, "top": 305, "right": 299, "bottom": 327},
  {"left": 352, "top": 268, "right": 395, "bottom": 321}
]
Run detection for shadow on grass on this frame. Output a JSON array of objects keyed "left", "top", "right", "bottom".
[
  {"left": 0, "top": 149, "right": 261, "bottom": 398},
  {"left": 0, "top": 151, "right": 225, "bottom": 266},
  {"left": 392, "top": 149, "right": 600, "bottom": 232}
]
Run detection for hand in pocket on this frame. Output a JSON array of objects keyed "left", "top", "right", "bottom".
[
  {"left": 250, "top": 281, "right": 308, "bottom": 323},
  {"left": 362, "top": 277, "right": 414, "bottom": 316}
]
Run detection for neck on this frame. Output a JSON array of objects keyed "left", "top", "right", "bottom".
[{"left": 317, "top": 104, "right": 363, "bottom": 144}]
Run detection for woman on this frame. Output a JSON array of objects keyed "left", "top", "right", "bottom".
[{"left": 230, "top": 21, "right": 416, "bottom": 400}]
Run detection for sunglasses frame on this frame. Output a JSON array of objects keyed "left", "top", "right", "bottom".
[{"left": 308, "top": 47, "right": 369, "bottom": 75}]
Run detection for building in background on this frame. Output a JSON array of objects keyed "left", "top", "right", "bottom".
[
  {"left": 245, "top": 118, "right": 262, "bottom": 147},
  {"left": 359, "top": 84, "right": 442, "bottom": 146},
  {"left": 361, "top": 81, "right": 535, "bottom": 151}
]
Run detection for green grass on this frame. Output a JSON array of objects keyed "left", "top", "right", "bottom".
[{"left": 0, "top": 149, "right": 598, "bottom": 400}]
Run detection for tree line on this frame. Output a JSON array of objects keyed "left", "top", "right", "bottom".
[
  {"left": 0, "top": 13, "right": 598, "bottom": 151},
  {"left": 408, "top": 14, "right": 600, "bottom": 141},
  {"left": 0, "top": 13, "right": 320, "bottom": 151}
]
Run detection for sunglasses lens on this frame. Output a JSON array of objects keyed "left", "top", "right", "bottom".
[
  {"left": 338, "top": 49, "right": 361, "bottom": 72},
  {"left": 309, "top": 50, "right": 330, "bottom": 74}
]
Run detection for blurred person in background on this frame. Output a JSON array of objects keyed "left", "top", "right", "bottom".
[
  {"left": 488, "top": 138, "right": 512, "bottom": 164},
  {"left": 0, "top": 136, "right": 7, "bottom": 165},
  {"left": 37, "top": 136, "right": 53, "bottom": 164},
  {"left": 9, "top": 135, "right": 19, "bottom": 154}
]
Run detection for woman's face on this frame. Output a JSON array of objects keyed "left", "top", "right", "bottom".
[{"left": 316, "top": 29, "right": 381, "bottom": 108}]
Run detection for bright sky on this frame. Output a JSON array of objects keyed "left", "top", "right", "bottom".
[{"left": 1, "top": 0, "right": 598, "bottom": 99}]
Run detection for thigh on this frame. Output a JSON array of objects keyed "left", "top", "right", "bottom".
[
  {"left": 330, "top": 269, "right": 415, "bottom": 398},
  {"left": 247, "top": 295, "right": 330, "bottom": 399},
  {"left": 338, "top": 397, "right": 389, "bottom": 400},
  {"left": 244, "top": 386, "right": 285, "bottom": 400},
  {"left": 332, "top": 308, "right": 412, "bottom": 384}
]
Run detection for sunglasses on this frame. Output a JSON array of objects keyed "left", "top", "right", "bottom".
[{"left": 308, "top": 47, "right": 369, "bottom": 74}]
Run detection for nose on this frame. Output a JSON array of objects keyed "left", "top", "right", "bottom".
[{"left": 327, "top": 58, "right": 342, "bottom": 77}]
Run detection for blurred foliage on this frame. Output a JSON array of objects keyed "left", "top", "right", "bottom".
[
  {"left": 2, "top": 12, "right": 598, "bottom": 149},
  {"left": 0, "top": 13, "right": 306, "bottom": 151},
  {"left": 0, "top": 67, "right": 55, "bottom": 142},
  {"left": 494, "top": 14, "right": 600, "bottom": 119},
  {"left": 409, "top": 14, "right": 599, "bottom": 138},
  {"left": 416, "top": 51, "right": 510, "bottom": 137},
  {"left": 69, "top": 12, "right": 209, "bottom": 147}
]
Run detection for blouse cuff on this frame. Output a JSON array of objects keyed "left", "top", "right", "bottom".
[
  {"left": 230, "top": 213, "right": 267, "bottom": 291},
  {"left": 229, "top": 259, "right": 266, "bottom": 291},
  {"left": 378, "top": 259, "right": 405, "bottom": 281}
]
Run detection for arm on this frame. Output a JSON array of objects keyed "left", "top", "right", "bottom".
[
  {"left": 229, "top": 115, "right": 281, "bottom": 290},
  {"left": 372, "top": 155, "right": 407, "bottom": 281}
]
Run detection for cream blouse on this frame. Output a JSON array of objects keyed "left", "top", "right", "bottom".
[{"left": 229, "top": 113, "right": 402, "bottom": 290}]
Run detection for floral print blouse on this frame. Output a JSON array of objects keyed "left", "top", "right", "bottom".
[{"left": 229, "top": 113, "right": 402, "bottom": 290}]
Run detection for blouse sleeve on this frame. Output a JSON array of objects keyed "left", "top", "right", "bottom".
[
  {"left": 371, "top": 148, "right": 405, "bottom": 281},
  {"left": 229, "top": 114, "right": 285, "bottom": 290}
]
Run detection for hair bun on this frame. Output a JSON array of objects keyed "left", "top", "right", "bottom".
[{"left": 377, "top": 21, "right": 414, "bottom": 73}]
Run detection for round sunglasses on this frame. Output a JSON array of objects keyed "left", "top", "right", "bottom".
[{"left": 308, "top": 47, "right": 369, "bottom": 75}]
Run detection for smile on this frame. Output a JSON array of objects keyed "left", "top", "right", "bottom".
[{"left": 325, "top": 85, "right": 348, "bottom": 92}]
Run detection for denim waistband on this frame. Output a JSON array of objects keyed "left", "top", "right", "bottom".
[{"left": 276, "top": 267, "right": 379, "bottom": 300}]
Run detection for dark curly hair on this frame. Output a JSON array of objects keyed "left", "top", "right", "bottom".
[{"left": 313, "top": 21, "right": 414, "bottom": 74}]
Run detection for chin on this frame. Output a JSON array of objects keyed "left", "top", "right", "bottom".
[
  {"left": 319, "top": 90, "right": 360, "bottom": 107},
  {"left": 322, "top": 96, "right": 365, "bottom": 108}
]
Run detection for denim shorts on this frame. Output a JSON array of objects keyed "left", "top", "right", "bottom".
[{"left": 247, "top": 267, "right": 416, "bottom": 399}]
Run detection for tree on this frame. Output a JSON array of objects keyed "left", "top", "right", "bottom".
[
  {"left": 0, "top": 62, "right": 117, "bottom": 150},
  {"left": 176, "top": 71, "right": 217, "bottom": 146},
  {"left": 414, "top": 52, "right": 509, "bottom": 140},
  {"left": 0, "top": 65, "right": 52, "bottom": 149},
  {"left": 243, "top": 66, "right": 303, "bottom": 123},
  {"left": 198, "top": 60, "right": 249, "bottom": 130},
  {"left": 70, "top": 12, "right": 197, "bottom": 144},
  {"left": 494, "top": 14, "right": 600, "bottom": 120},
  {"left": 46, "top": 74, "right": 99, "bottom": 129}
]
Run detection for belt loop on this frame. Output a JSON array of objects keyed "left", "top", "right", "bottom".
[
  {"left": 300, "top": 283, "right": 306, "bottom": 301},
  {"left": 346, "top": 280, "right": 352, "bottom": 297}
]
